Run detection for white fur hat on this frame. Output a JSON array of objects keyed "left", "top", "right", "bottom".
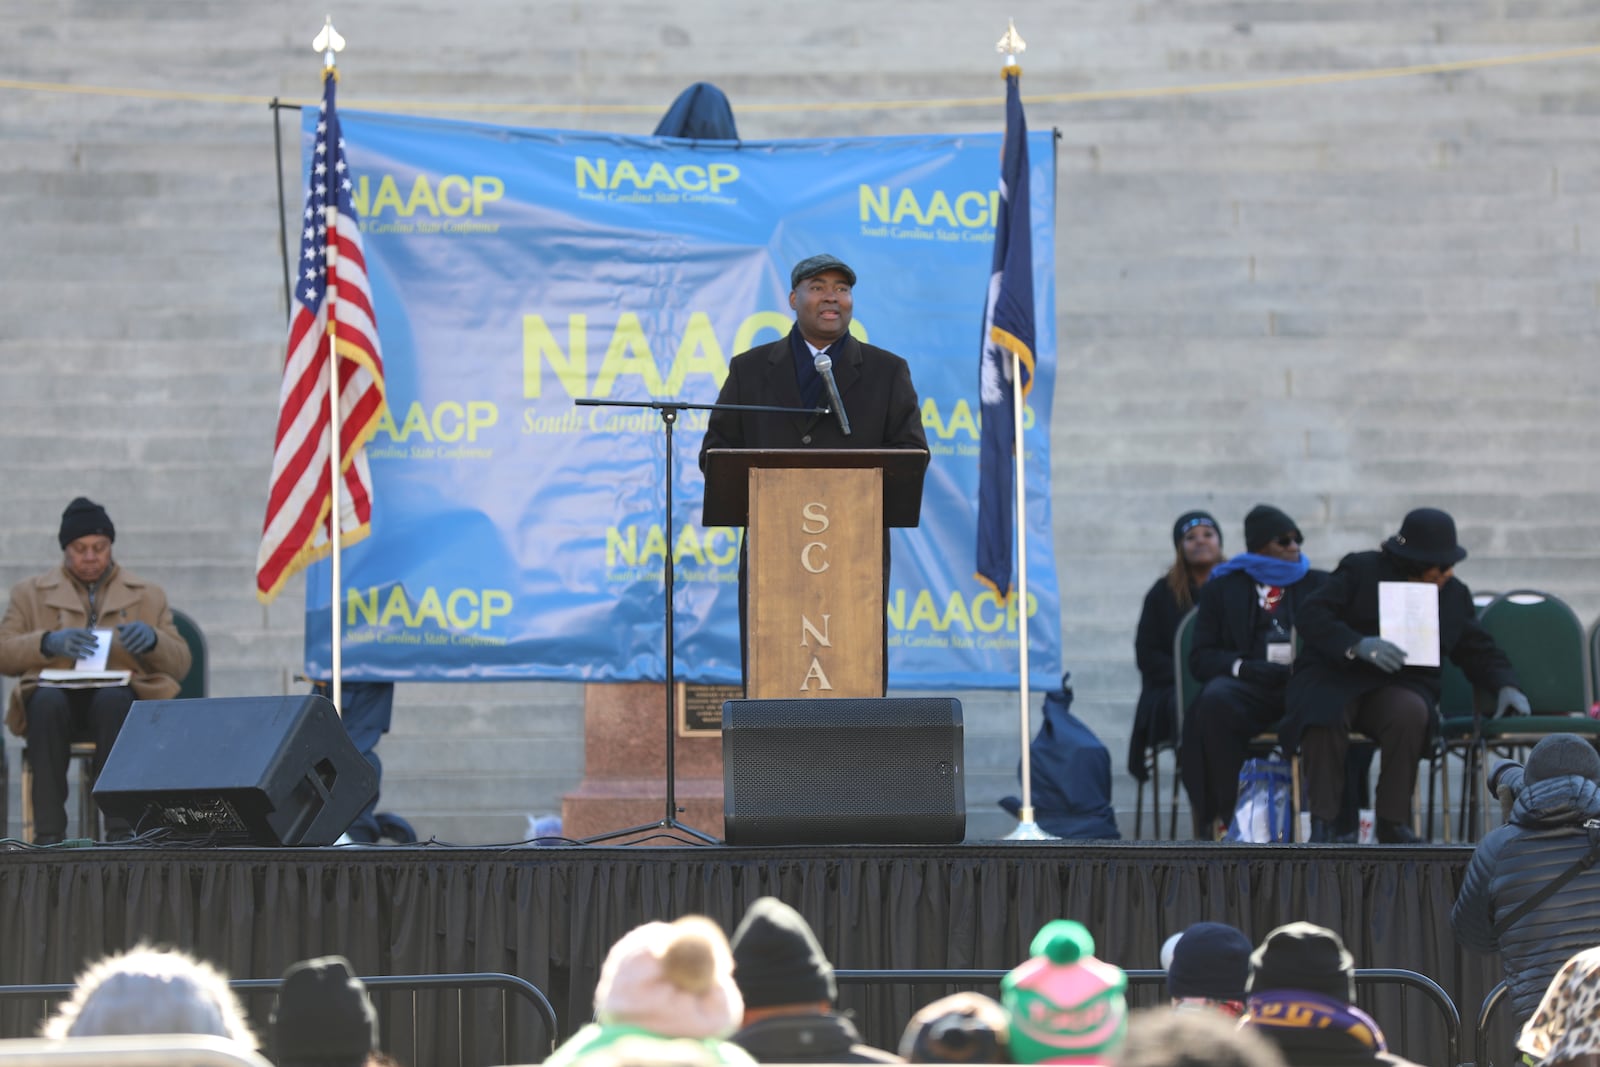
[
  {"left": 594, "top": 916, "right": 743, "bottom": 1039},
  {"left": 42, "top": 945, "right": 256, "bottom": 1046}
]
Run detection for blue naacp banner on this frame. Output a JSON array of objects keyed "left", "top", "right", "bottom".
[{"left": 301, "top": 108, "right": 1061, "bottom": 689}]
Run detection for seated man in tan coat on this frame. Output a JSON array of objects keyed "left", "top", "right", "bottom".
[{"left": 0, "top": 498, "right": 190, "bottom": 843}]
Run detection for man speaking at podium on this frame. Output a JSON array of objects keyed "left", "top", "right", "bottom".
[
  {"left": 699, "top": 254, "right": 928, "bottom": 688},
  {"left": 699, "top": 254, "right": 926, "bottom": 456}
]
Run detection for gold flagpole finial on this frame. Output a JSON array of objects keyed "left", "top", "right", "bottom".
[
  {"left": 313, "top": 15, "right": 346, "bottom": 69},
  {"left": 996, "top": 18, "right": 1026, "bottom": 71}
]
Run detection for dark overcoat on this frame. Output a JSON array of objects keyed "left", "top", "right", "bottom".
[
  {"left": 1190, "top": 567, "right": 1329, "bottom": 682},
  {"left": 697, "top": 327, "right": 926, "bottom": 462},
  {"left": 1284, "top": 550, "right": 1517, "bottom": 751}
]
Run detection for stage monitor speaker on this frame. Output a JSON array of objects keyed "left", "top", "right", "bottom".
[
  {"left": 722, "top": 697, "right": 964, "bottom": 845},
  {"left": 93, "top": 694, "right": 378, "bottom": 846}
]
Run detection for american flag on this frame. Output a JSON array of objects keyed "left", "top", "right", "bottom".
[
  {"left": 975, "top": 66, "right": 1035, "bottom": 596},
  {"left": 256, "top": 69, "right": 385, "bottom": 603}
]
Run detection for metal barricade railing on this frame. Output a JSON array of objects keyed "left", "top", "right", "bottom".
[
  {"left": 1476, "top": 980, "right": 1511, "bottom": 1067},
  {"left": 1357, "top": 968, "right": 1463, "bottom": 1067},
  {"left": 0, "top": 973, "right": 558, "bottom": 1066},
  {"left": 836, "top": 966, "right": 1461, "bottom": 1067},
  {"left": 0, "top": 1035, "right": 273, "bottom": 1067}
]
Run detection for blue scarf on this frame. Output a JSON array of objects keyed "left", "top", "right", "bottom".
[{"left": 1209, "top": 553, "right": 1311, "bottom": 587}]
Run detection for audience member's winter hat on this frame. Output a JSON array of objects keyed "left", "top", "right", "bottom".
[
  {"left": 1243, "top": 506, "right": 1299, "bottom": 553},
  {"left": 1159, "top": 933, "right": 1185, "bottom": 972},
  {"left": 1524, "top": 734, "right": 1600, "bottom": 786},
  {"left": 900, "top": 992, "right": 1012, "bottom": 1064},
  {"left": 1172, "top": 511, "right": 1221, "bottom": 550},
  {"left": 730, "top": 897, "right": 836, "bottom": 1008},
  {"left": 1246, "top": 923, "right": 1355, "bottom": 1004},
  {"left": 1518, "top": 946, "right": 1600, "bottom": 1067},
  {"left": 42, "top": 945, "right": 255, "bottom": 1045},
  {"left": 1167, "top": 923, "right": 1253, "bottom": 1002},
  {"left": 59, "top": 497, "right": 114, "bottom": 549},
  {"left": 594, "top": 916, "right": 742, "bottom": 1039},
  {"left": 1001, "top": 920, "right": 1128, "bottom": 1064},
  {"left": 271, "top": 956, "right": 378, "bottom": 1067}
]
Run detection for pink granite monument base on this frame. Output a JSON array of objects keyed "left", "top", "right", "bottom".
[{"left": 561, "top": 682, "right": 725, "bottom": 843}]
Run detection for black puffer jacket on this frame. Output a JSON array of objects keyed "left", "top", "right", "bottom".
[{"left": 1450, "top": 774, "right": 1600, "bottom": 1025}]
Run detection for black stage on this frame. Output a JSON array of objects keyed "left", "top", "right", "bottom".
[{"left": 0, "top": 842, "right": 1508, "bottom": 1065}]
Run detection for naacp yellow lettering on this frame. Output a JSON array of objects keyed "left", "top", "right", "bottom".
[
  {"left": 523, "top": 311, "right": 868, "bottom": 399},
  {"left": 348, "top": 586, "right": 512, "bottom": 629},
  {"left": 377, "top": 401, "right": 498, "bottom": 443},
  {"left": 349, "top": 174, "right": 504, "bottom": 218},
  {"left": 607, "top": 524, "right": 742, "bottom": 568},
  {"left": 860, "top": 185, "right": 999, "bottom": 228},
  {"left": 576, "top": 158, "right": 740, "bottom": 195},
  {"left": 887, "top": 588, "right": 1037, "bottom": 634}
]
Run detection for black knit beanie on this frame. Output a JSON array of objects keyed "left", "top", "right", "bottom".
[
  {"left": 271, "top": 956, "right": 378, "bottom": 1067},
  {"left": 1243, "top": 505, "right": 1298, "bottom": 553},
  {"left": 1172, "top": 511, "right": 1221, "bottom": 550},
  {"left": 1525, "top": 734, "right": 1600, "bottom": 785},
  {"left": 59, "top": 497, "right": 114, "bottom": 549},
  {"left": 1247, "top": 922, "right": 1355, "bottom": 1003},
  {"left": 730, "top": 897, "right": 836, "bottom": 1008},
  {"left": 1167, "top": 922, "right": 1253, "bottom": 1001}
]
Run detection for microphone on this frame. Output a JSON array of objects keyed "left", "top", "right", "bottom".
[{"left": 813, "top": 352, "right": 851, "bottom": 436}]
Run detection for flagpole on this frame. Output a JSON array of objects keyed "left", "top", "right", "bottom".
[
  {"left": 996, "top": 20, "right": 1053, "bottom": 841},
  {"left": 1010, "top": 348, "right": 1035, "bottom": 815},
  {"left": 316, "top": 17, "right": 347, "bottom": 715}
]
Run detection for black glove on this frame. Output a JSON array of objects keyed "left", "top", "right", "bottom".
[
  {"left": 1488, "top": 759, "right": 1524, "bottom": 823},
  {"left": 116, "top": 621, "right": 157, "bottom": 656},
  {"left": 1351, "top": 637, "right": 1406, "bottom": 673},
  {"left": 1238, "top": 660, "right": 1292, "bottom": 687},
  {"left": 42, "top": 628, "right": 99, "bottom": 660}
]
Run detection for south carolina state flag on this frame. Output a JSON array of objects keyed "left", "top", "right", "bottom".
[{"left": 975, "top": 68, "right": 1036, "bottom": 596}]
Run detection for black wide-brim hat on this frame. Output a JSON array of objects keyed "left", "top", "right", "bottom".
[{"left": 1382, "top": 507, "right": 1468, "bottom": 566}]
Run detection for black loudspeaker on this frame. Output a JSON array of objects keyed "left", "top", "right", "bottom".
[
  {"left": 93, "top": 695, "right": 378, "bottom": 846},
  {"left": 722, "top": 697, "right": 964, "bottom": 845}
]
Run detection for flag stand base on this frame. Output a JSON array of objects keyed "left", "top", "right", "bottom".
[{"left": 1003, "top": 806, "right": 1059, "bottom": 841}]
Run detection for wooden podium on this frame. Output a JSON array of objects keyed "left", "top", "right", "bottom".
[{"left": 703, "top": 449, "right": 928, "bottom": 699}]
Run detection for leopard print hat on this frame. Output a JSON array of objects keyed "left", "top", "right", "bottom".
[{"left": 1518, "top": 946, "right": 1600, "bottom": 1066}]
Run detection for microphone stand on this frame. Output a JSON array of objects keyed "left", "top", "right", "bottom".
[{"left": 573, "top": 396, "right": 828, "bottom": 845}]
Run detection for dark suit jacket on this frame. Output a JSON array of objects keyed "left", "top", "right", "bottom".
[
  {"left": 1284, "top": 550, "right": 1518, "bottom": 750},
  {"left": 1189, "top": 567, "right": 1329, "bottom": 682},
  {"left": 697, "top": 327, "right": 927, "bottom": 465}
]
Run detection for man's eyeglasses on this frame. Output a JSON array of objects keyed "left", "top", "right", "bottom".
[{"left": 1276, "top": 533, "right": 1304, "bottom": 547}]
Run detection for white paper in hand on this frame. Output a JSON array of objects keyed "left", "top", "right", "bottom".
[
  {"left": 75, "top": 629, "right": 113, "bottom": 672},
  {"left": 1378, "top": 582, "right": 1440, "bottom": 667}
]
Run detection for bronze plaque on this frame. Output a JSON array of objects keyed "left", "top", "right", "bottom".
[{"left": 677, "top": 683, "right": 742, "bottom": 736}]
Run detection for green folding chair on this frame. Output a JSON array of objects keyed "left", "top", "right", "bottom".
[
  {"left": 1461, "top": 590, "right": 1600, "bottom": 839},
  {"left": 1170, "top": 606, "right": 1204, "bottom": 837},
  {"left": 1432, "top": 657, "right": 1484, "bottom": 841},
  {"left": 1589, "top": 613, "right": 1600, "bottom": 713},
  {"left": 170, "top": 608, "right": 208, "bottom": 700}
]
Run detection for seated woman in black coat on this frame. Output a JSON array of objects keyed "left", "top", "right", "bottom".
[{"left": 1129, "top": 510, "right": 1223, "bottom": 783}]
